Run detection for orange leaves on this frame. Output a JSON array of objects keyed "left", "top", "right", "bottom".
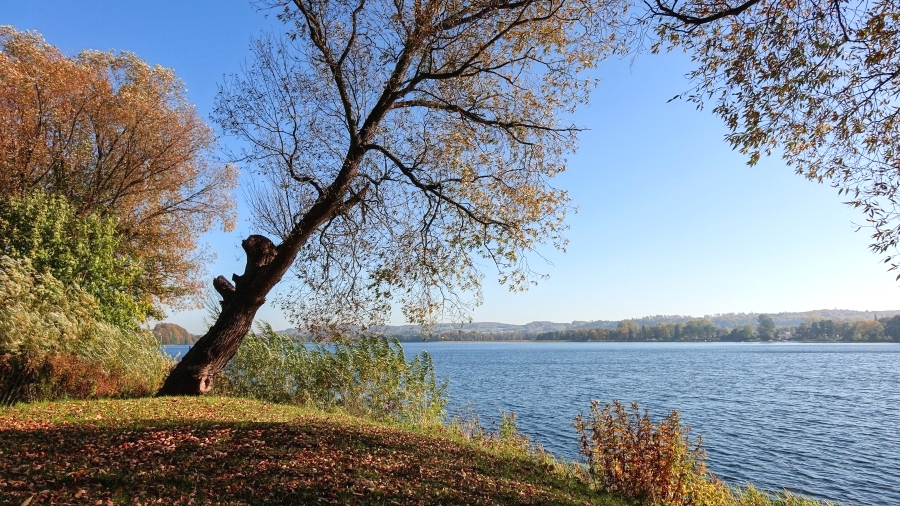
[
  {"left": 574, "top": 400, "right": 712, "bottom": 505},
  {"left": 0, "top": 397, "right": 612, "bottom": 505},
  {"left": 0, "top": 27, "right": 236, "bottom": 309}
]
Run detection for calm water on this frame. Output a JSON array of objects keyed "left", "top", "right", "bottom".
[{"left": 165, "top": 342, "right": 900, "bottom": 505}]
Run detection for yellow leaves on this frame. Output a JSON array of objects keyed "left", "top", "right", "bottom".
[{"left": 0, "top": 27, "right": 236, "bottom": 308}]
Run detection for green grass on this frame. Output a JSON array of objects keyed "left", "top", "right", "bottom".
[{"left": 0, "top": 396, "right": 628, "bottom": 505}]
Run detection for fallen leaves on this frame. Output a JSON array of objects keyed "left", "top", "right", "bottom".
[{"left": 0, "top": 397, "right": 618, "bottom": 505}]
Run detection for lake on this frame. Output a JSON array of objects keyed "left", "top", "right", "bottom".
[{"left": 165, "top": 341, "right": 900, "bottom": 505}]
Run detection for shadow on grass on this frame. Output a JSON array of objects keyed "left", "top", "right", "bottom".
[{"left": 1, "top": 417, "right": 620, "bottom": 505}]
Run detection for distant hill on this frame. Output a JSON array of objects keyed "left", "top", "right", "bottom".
[
  {"left": 570, "top": 309, "right": 900, "bottom": 330},
  {"left": 275, "top": 308, "right": 900, "bottom": 340},
  {"left": 152, "top": 323, "right": 197, "bottom": 345}
]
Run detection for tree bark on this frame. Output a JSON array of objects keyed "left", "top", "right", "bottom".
[
  {"left": 156, "top": 234, "right": 282, "bottom": 395},
  {"left": 156, "top": 153, "right": 363, "bottom": 395}
]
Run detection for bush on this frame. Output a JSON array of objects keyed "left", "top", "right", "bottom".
[
  {"left": 0, "top": 190, "right": 155, "bottom": 329},
  {"left": 216, "top": 323, "right": 447, "bottom": 426},
  {"left": 0, "top": 255, "right": 172, "bottom": 404},
  {"left": 574, "top": 400, "right": 835, "bottom": 506},
  {"left": 574, "top": 400, "right": 725, "bottom": 505}
]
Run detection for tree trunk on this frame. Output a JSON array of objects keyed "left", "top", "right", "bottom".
[
  {"left": 157, "top": 234, "right": 282, "bottom": 396},
  {"left": 156, "top": 152, "right": 363, "bottom": 396}
]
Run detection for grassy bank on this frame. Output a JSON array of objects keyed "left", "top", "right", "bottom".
[{"left": 0, "top": 396, "right": 625, "bottom": 505}]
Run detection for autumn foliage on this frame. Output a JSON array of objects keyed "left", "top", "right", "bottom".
[
  {"left": 0, "top": 27, "right": 236, "bottom": 310},
  {"left": 575, "top": 400, "right": 718, "bottom": 505},
  {"left": 0, "top": 397, "right": 619, "bottom": 505},
  {"left": 0, "top": 255, "right": 171, "bottom": 405}
]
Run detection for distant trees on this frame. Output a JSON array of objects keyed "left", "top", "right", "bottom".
[
  {"left": 795, "top": 319, "right": 838, "bottom": 340},
  {"left": 882, "top": 316, "right": 900, "bottom": 342},
  {"left": 0, "top": 27, "right": 237, "bottom": 312},
  {"left": 536, "top": 328, "right": 612, "bottom": 341},
  {"left": 848, "top": 320, "right": 886, "bottom": 342},
  {"left": 757, "top": 314, "right": 775, "bottom": 342},
  {"left": 722, "top": 324, "right": 755, "bottom": 342},
  {"left": 618, "top": 320, "right": 640, "bottom": 341},
  {"left": 682, "top": 318, "right": 717, "bottom": 341},
  {"left": 533, "top": 316, "right": 895, "bottom": 342},
  {"left": 152, "top": 323, "right": 196, "bottom": 346}
]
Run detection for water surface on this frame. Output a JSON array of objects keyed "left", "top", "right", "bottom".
[
  {"left": 164, "top": 341, "right": 900, "bottom": 505},
  {"left": 400, "top": 341, "right": 899, "bottom": 506}
]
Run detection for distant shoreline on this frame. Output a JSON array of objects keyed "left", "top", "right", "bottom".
[{"left": 163, "top": 339, "right": 900, "bottom": 345}]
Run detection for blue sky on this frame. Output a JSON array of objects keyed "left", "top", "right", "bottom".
[{"left": 5, "top": 1, "right": 898, "bottom": 333}]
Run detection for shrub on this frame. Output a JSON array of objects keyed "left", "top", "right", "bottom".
[
  {"left": 574, "top": 400, "right": 723, "bottom": 505},
  {"left": 0, "top": 190, "right": 155, "bottom": 329},
  {"left": 574, "top": 400, "right": 836, "bottom": 506},
  {"left": 0, "top": 255, "right": 171, "bottom": 404},
  {"left": 216, "top": 323, "right": 447, "bottom": 426}
]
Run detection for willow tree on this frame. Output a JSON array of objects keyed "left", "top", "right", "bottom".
[
  {"left": 157, "top": 0, "right": 623, "bottom": 395},
  {"left": 643, "top": 0, "right": 900, "bottom": 274}
]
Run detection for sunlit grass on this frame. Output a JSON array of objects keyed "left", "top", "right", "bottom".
[{"left": 0, "top": 396, "right": 626, "bottom": 505}]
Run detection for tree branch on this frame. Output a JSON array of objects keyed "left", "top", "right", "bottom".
[{"left": 646, "top": 0, "right": 763, "bottom": 25}]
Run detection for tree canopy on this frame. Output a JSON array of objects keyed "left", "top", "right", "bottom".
[
  {"left": 160, "top": 0, "right": 624, "bottom": 394},
  {"left": 0, "top": 27, "right": 237, "bottom": 310},
  {"left": 642, "top": 0, "right": 900, "bottom": 275},
  {"left": 214, "top": 0, "right": 622, "bottom": 330}
]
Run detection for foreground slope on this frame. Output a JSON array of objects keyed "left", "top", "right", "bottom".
[{"left": 0, "top": 397, "right": 623, "bottom": 505}]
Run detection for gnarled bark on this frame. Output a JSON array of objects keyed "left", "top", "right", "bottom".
[
  {"left": 157, "top": 155, "right": 363, "bottom": 396},
  {"left": 157, "top": 235, "right": 282, "bottom": 395}
]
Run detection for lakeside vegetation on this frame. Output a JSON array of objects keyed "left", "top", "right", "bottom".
[
  {"left": 533, "top": 315, "right": 900, "bottom": 343},
  {"left": 1, "top": 397, "right": 836, "bottom": 506},
  {"left": 0, "top": 21, "right": 878, "bottom": 506},
  {"left": 378, "top": 313, "right": 900, "bottom": 343},
  {"left": 1, "top": 271, "right": 842, "bottom": 504},
  {"left": 0, "top": 255, "right": 172, "bottom": 405}
]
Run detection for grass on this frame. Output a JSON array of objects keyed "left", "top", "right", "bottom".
[{"left": 0, "top": 396, "right": 628, "bottom": 505}]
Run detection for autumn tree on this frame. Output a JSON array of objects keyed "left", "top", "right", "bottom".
[
  {"left": 0, "top": 27, "right": 237, "bottom": 311},
  {"left": 641, "top": 0, "right": 900, "bottom": 274},
  {"left": 157, "top": 0, "right": 623, "bottom": 395}
]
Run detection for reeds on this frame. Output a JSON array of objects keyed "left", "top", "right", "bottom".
[
  {"left": 216, "top": 323, "right": 447, "bottom": 426},
  {"left": 0, "top": 255, "right": 171, "bottom": 404}
]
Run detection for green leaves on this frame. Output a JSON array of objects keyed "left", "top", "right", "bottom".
[
  {"left": 216, "top": 323, "right": 448, "bottom": 427},
  {"left": 0, "top": 191, "right": 154, "bottom": 329}
]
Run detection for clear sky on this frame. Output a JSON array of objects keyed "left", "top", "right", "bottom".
[{"left": 5, "top": 1, "right": 898, "bottom": 334}]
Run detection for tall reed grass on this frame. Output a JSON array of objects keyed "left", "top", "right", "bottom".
[
  {"left": 216, "top": 323, "right": 447, "bottom": 426},
  {"left": 0, "top": 255, "right": 171, "bottom": 404}
]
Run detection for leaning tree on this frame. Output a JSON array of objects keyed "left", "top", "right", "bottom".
[{"left": 157, "top": 0, "right": 624, "bottom": 395}]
